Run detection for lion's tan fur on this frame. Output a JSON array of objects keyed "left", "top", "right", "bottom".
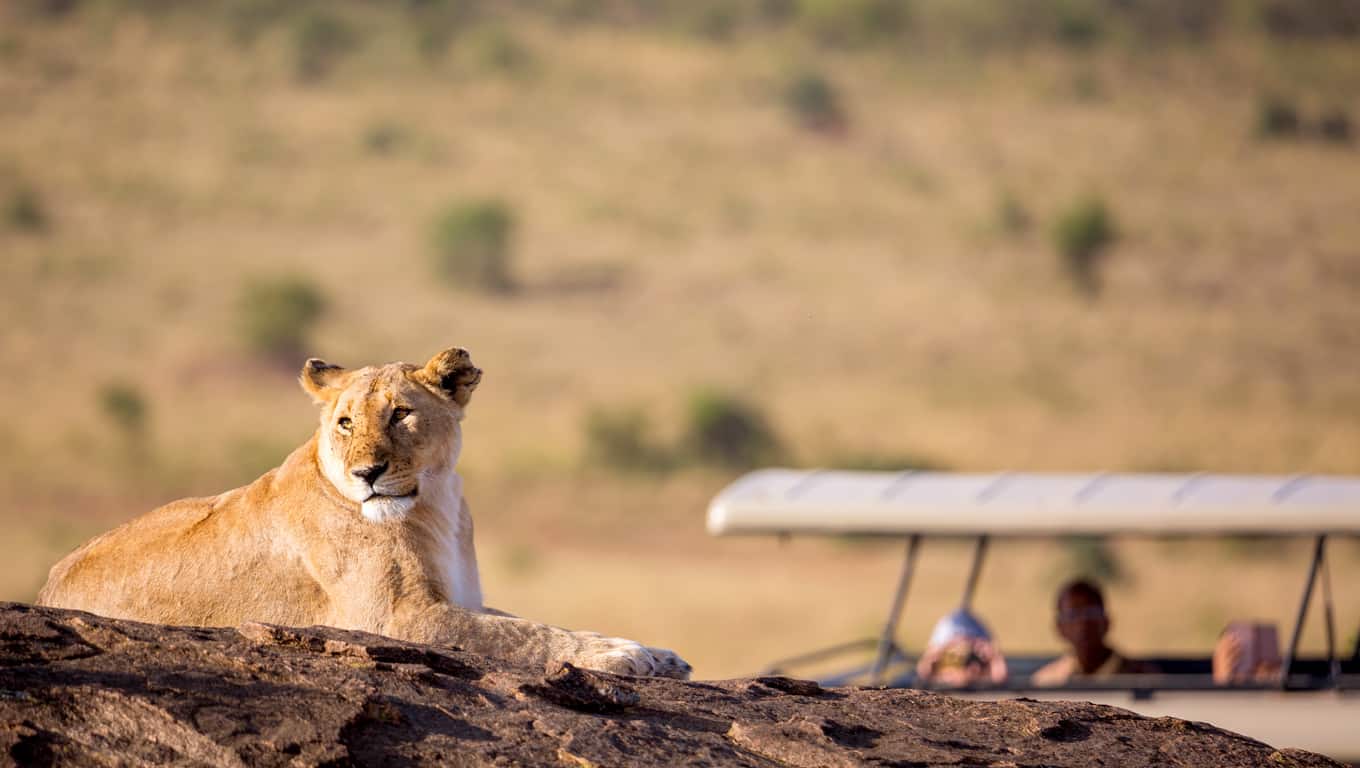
[{"left": 38, "top": 348, "right": 690, "bottom": 679}]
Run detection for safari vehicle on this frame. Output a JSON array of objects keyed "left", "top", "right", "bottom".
[{"left": 706, "top": 470, "right": 1360, "bottom": 761}]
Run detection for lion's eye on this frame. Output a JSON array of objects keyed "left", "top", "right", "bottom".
[
  {"left": 337, "top": 417, "right": 353, "bottom": 434},
  {"left": 390, "top": 407, "right": 412, "bottom": 424}
]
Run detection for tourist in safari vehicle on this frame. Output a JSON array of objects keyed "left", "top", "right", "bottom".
[
  {"left": 1031, "top": 579, "right": 1157, "bottom": 685},
  {"left": 706, "top": 469, "right": 1360, "bottom": 761}
]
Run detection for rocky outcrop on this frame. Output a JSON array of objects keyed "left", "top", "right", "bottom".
[{"left": 0, "top": 603, "right": 1342, "bottom": 767}]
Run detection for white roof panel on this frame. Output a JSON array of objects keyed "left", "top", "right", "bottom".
[{"left": 706, "top": 470, "right": 1360, "bottom": 537}]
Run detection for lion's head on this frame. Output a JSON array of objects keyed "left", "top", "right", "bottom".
[{"left": 299, "top": 347, "right": 482, "bottom": 523}]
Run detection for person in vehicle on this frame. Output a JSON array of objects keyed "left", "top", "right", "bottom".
[
  {"left": 915, "top": 608, "right": 1008, "bottom": 687},
  {"left": 1212, "top": 621, "right": 1281, "bottom": 684},
  {"left": 1031, "top": 579, "right": 1154, "bottom": 686}
]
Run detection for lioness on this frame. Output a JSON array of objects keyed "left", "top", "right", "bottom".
[{"left": 38, "top": 347, "right": 691, "bottom": 679}]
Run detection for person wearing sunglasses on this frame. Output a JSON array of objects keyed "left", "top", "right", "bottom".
[{"left": 1031, "top": 578, "right": 1156, "bottom": 686}]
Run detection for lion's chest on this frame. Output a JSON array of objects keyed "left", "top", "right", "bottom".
[{"left": 421, "top": 472, "right": 484, "bottom": 611}]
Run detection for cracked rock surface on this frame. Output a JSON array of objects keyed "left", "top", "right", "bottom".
[{"left": 0, "top": 603, "right": 1343, "bottom": 767}]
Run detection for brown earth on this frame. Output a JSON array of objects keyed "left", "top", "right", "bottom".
[{"left": 0, "top": 604, "right": 1344, "bottom": 768}]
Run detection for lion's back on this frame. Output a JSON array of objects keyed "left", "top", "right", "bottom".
[{"left": 37, "top": 494, "right": 225, "bottom": 614}]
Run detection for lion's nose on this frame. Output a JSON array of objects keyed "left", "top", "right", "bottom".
[{"left": 351, "top": 462, "right": 389, "bottom": 485}]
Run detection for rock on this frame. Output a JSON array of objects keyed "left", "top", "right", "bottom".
[
  {"left": 519, "top": 663, "right": 642, "bottom": 714},
  {"left": 0, "top": 603, "right": 1344, "bottom": 767}
]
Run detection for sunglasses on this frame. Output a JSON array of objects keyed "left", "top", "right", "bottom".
[{"left": 1057, "top": 606, "right": 1107, "bottom": 623}]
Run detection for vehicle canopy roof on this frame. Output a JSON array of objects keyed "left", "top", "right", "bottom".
[{"left": 706, "top": 470, "right": 1360, "bottom": 537}]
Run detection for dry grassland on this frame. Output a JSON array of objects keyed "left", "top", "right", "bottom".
[{"left": 1, "top": 9, "right": 1357, "bottom": 678}]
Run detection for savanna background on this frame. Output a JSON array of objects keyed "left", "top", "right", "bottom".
[{"left": 2, "top": 0, "right": 1358, "bottom": 680}]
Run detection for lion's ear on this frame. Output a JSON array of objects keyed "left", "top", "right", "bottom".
[
  {"left": 299, "top": 358, "right": 348, "bottom": 405},
  {"left": 416, "top": 347, "right": 482, "bottom": 407}
]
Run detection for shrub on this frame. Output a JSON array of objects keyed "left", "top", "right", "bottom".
[
  {"left": 416, "top": 25, "right": 455, "bottom": 61},
  {"left": 238, "top": 276, "right": 327, "bottom": 363},
  {"left": 1114, "top": 0, "right": 1225, "bottom": 43},
  {"left": 684, "top": 389, "right": 781, "bottom": 469},
  {"left": 362, "top": 121, "right": 408, "bottom": 155},
  {"left": 1255, "top": 95, "right": 1301, "bottom": 139},
  {"left": 546, "top": 0, "right": 608, "bottom": 24},
  {"left": 407, "top": 0, "right": 479, "bottom": 61},
  {"left": 15, "top": 0, "right": 80, "bottom": 18},
  {"left": 795, "top": 0, "right": 910, "bottom": 47},
  {"left": 1317, "top": 108, "right": 1354, "bottom": 144},
  {"left": 293, "top": 11, "right": 360, "bottom": 81},
  {"left": 1052, "top": 0, "right": 1103, "bottom": 47},
  {"left": 471, "top": 27, "right": 532, "bottom": 74},
  {"left": 226, "top": 0, "right": 287, "bottom": 47},
  {"left": 99, "top": 383, "right": 147, "bottom": 437},
  {"left": 680, "top": 3, "right": 741, "bottom": 41},
  {"left": 1062, "top": 536, "right": 1126, "bottom": 585},
  {"left": 758, "top": 0, "right": 798, "bottom": 25},
  {"left": 431, "top": 200, "right": 516, "bottom": 293},
  {"left": 583, "top": 406, "right": 671, "bottom": 472},
  {"left": 1256, "top": 0, "right": 1360, "bottom": 39},
  {"left": 783, "top": 70, "right": 846, "bottom": 134},
  {"left": 1052, "top": 196, "right": 1115, "bottom": 295},
  {"left": 4, "top": 186, "right": 48, "bottom": 233},
  {"left": 98, "top": 381, "right": 152, "bottom": 475}
]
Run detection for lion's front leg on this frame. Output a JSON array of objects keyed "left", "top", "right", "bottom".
[{"left": 392, "top": 603, "right": 691, "bottom": 679}]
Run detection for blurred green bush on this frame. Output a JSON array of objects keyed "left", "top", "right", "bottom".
[
  {"left": 1317, "top": 108, "right": 1353, "bottom": 144},
  {"left": 293, "top": 10, "right": 360, "bottom": 81},
  {"left": 1052, "top": 0, "right": 1104, "bottom": 47},
  {"left": 783, "top": 70, "right": 847, "bottom": 134},
  {"left": 1118, "top": 0, "right": 1225, "bottom": 42},
  {"left": 406, "top": 0, "right": 480, "bottom": 61},
  {"left": 1052, "top": 196, "right": 1116, "bottom": 296},
  {"left": 796, "top": 0, "right": 910, "bottom": 47},
  {"left": 684, "top": 389, "right": 782, "bottom": 469},
  {"left": 13, "top": 0, "right": 80, "bottom": 17},
  {"left": 99, "top": 382, "right": 148, "bottom": 438},
  {"left": 32, "top": 0, "right": 1360, "bottom": 58},
  {"left": 1062, "top": 536, "right": 1126, "bottom": 585},
  {"left": 1256, "top": 95, "right": 1301, "bottom": 138},
  {"left": 431, "top": 200, "right": 516, "bottom": 294},
  {"left": 99, "top": 381, "right": 152, "bottom": 473},
  {"left": 3, "top": 186, "right": 48, "bottom": 234},
  {"left": 238, "top": 276, "right": 327, "bottom": 363},
  {"left": 361, "top": 121, "right": 409, "bottom": 155},
  {"left": 1255, "top": 0, "right": 1360, "bottom": 38},
  {"left": 226, "top": 0, "right": 288, "bottom": 47},
  {"left": 470, "top": 26, "right": 533, "bottom": 74}
]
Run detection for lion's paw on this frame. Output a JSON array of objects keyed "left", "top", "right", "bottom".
[{"left": 571, "top": 634, "right": 692, "bottom": 680}]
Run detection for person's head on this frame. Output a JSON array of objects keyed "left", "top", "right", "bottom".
[
  {"left": 927, "top": 608, "right": 993, "bottom": 649},
  {"left": 1054, "top": 579, "right": 1110, "bottom": 656},
  {"left": 918, "top": 609, "right": 1007, "bottom": 685}
]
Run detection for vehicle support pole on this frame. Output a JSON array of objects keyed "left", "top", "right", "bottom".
[
  {"left": 1281, "top": 534, "right": 1325, "bottom": 690},
  {"left": 870, "top": 534, "right": 921, "bottom": 685},
  {"left": 960, "top": 535, "right": 989, "bottom": 610},
  {"left": 1319, "top": 537, "right": 1339, "bottom": 685}
]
